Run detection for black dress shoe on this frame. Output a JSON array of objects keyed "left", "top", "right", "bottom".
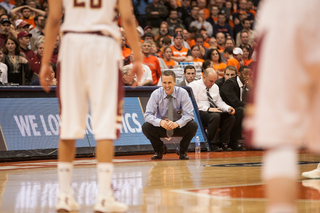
[
  {"left": 151, "top": 144, "right": 168, "bottom": 160},
  {"left": 229, "top": 143, "right": 246, "bottom": 151},
  {"left": 151, "top": 152, "right": 163, "bottom": 160},
  {"left": 211, "top": 145, "right": 223, "bottom": 152},
  {"left": 221, "top": 146, "right": 232, "bottom": 151},
  {"left": 179, "top": 152, "right": 189, "bottom": 160}
]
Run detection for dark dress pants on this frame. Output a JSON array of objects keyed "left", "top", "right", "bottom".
[
  {"left": 142, "top": 121, "right": 198, "bottom": 153},
  {"left": 229, "top": 106, "right": 244, "bottom": 146},
  {"left": 199, "top": 111, "right": 235, "bottom": 145}
]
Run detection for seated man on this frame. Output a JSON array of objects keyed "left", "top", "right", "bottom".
[
  {"left": 121, "top": 65, "right": 138, "bottom": 86},
  {"left": 189, "top": 68, "right": 235, "bottom": 151},
  {"left": 220, "top": 65, "right": 252, "bottom": 150},
  {"left": 129, "top": 52, "right": 153, "bottom": 86},
  {"left": 142, "top": 70, "right": 198, "bottom": 160},
  {"left": 215, "top": 65, "right": 237, "bottom": 89},
  {"left": 176, "top": 65, "right": 196, "bottom": 86}
]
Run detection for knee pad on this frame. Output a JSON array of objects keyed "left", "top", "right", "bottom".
[{"left": 262, "top": 145, "right": 298, "bottom": 181}]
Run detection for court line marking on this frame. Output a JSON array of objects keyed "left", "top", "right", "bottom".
[
  {"left": 0, "top": 159, "right": 145, "bottom": 171},
  {"left": 172, "top": 182, "right": 320, "bottom": 202}
]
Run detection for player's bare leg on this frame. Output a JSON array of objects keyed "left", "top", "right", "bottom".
[
  {"left": 263, "top": 146, "right": 298, "bottom": 213},
  {"left": 56, "top": 139, "right": 80, "bottom": 212},
  {"left": 94, "top": 140, "right": 128, "bottom": 213}
]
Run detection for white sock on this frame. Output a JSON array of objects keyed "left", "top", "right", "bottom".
[
  {"left": 267, "top": 204, "right": 297, "bottom": 213},
  {"left": 97, "top": 163, "right": 114, "bottom": 197},
  {"left": 57, "top": 162, "right": 73, "bottom": 194}
]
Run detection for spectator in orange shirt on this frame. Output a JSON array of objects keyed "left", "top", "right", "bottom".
[
  {"left": 197, "top": 0, "right": 210, "bottom": 20},
  {"left": 172, "top": 26, "right": 191, "bottom": 49},
  {"left": 10, "top": 5, "right": 45, "bottom": 29},
  {"left": 158, "top": 36, "right": 172, "bottom": 58},
  {"left": 186, "top": 26, "right": 198, "bottom": 47},
  {"left": 171, "top": 32, "right": 193, "bottom": 62},
  {"left": 121, "top": 35, "right": 131, "bottom": 61},
  {"left": 200, "top": 28, "right": 210, "bottom": 43},
  {"left": 221, "top": 38, "right": 235, "bottom": 62},
  {"left": 206, "top": 5, "right": 219, "bottom": 27},
  {"left": 155, "top": 21, "right": 172, "bottom": 42},
  {"left": 191, "top": 45, "right": 204, "bottom": 68},
  {"left": 208, "top": 37, "right": 217, "bottom": 49},
  {"left": 225, "top": 38, "right": 235, "bottom": 49},
  {"left": 225, "top": 47, "right": 243, "bottom": 72},
  {"left": 142, "top": 40, "right": 162, "bottom": 85},
  {"left": 194, "top": 33, "right": 208, "bottom": 58},
  {"left": 242, "top": 46, "right": 253, "bottom": 66},
  {"left": 205, "top": 48, "right": 226, "bottom": 77},
  {"left": 216, "top": 32, "right": 226, "bottom": 53},
  {"left": 163, "top": 46, "right": 179, "bottom": 68},
  {"left": 246, "top": 0, "right": 256, "bottom": 18}
]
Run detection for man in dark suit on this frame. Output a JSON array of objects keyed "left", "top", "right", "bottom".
[
  {"left": 220, "top": 65, "right": 253, "bottom": 150},
  {"left": 215, "top": 65, "right": 237, "bottom": 89},
  {"left": 176, "top": 65, "right": 196, "bottom": 86}
]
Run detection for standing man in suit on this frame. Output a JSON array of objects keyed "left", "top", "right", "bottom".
[
  {"left": 177, "top": 65, "right": 196, "bottom": 86},
  {"left": 215, "top": 65, "right": 237, "bottom": 89},
  {"left": 143, "top": 70, "right": 198, "bottom": 160},
  {"left": 189, "top": 68, "right": 235, "bottom": 151},
  {"left": 220, "top": 65, "right": 252, "bottom": 150}
]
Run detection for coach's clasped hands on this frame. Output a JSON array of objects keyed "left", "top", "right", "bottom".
[{"left": 161, "top": 119, "right": 179, "bottom": 130}]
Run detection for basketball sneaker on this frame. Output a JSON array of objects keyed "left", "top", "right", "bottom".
[
  {"left": 302, "top": 179, "right": 320, "bottom": 191},
  {"left": 94, "top": 195, "right": 128, "bottom": 213},
  {"left": 56, "top": 191, "right": 80, "bottom": 212},
  {"left": 302, "top": 163, "right": 320, "bottom": 179}
]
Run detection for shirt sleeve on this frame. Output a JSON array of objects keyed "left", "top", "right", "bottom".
[
  {"left": 187, "top": 49, "right": 192, "bottom": 56},
  {"left": 175, "top": 89, "right": 194, "bottom": 127},
  {"left": 214, "top": 87, "right": 231, "bottom": 112},
  {"left": 144, "top": 90, "right": 162, "bottom": 126},
  {"left": 188, "top": 82, "right": 210, "bottom": 112}
]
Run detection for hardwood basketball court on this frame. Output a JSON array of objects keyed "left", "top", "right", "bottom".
[{"left": 0, "top": 151, "right": 319, "bottom": 213}]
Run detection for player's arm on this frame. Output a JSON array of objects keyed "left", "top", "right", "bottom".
[
  {"left": 39, "top": 0, "right": 62, "bottom": 92},
  {"left": 119, "top": 0, "right": 142, "bottom": 81}
]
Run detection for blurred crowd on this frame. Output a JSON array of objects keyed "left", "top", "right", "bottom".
[{"left": 0, "top": 0, "right": 258, "bottom": 87}]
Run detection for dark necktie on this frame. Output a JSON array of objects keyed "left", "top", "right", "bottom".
[
  {"left": 206, "top": 88, "right": 217, "bottom": 108},
  {"left": 167, "top": 95, "right": 174, "bottom": 138},
  {"left": 242, "top": 86, "right": 247, "bottom": 102}
]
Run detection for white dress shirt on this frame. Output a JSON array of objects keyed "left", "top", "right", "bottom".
[
  {"left": 188, "top": 79, "right": 231, "bottom": 112},
  {"left": 128, "top": 63, "right": 153, "bottom": 84},
  {"left": 237, "top": 76, "right": 244, "bottom": 101}
]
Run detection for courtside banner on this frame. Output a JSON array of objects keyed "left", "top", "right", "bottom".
[{"left": 0, "top": 97, "right": 205, "bottom": 151}]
